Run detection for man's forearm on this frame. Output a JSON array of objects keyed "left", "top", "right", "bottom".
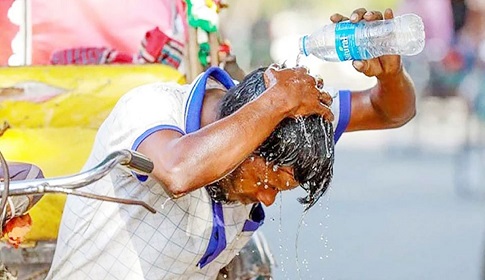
[
  {"left": 150, "top": 90, "right": 290, "bottom": 197},
  {"left": 371, "top": 68, "right": 417, "bottom": 127}
]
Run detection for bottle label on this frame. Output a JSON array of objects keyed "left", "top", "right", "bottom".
[{"left": 334, "top": 21, "right": 364, "bottom": 61}]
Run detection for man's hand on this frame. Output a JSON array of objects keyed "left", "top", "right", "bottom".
[
  {"left": 330, "top": 8, "right": 403, "bottom": 78},
  {"left": 263, "top": 65, "right": 334, "bottom": 122},
  {"left": 331, "top": 8, "right": 417, "bottom": 131}
]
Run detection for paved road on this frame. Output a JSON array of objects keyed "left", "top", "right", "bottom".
[{"left": 262, "top": 117, "right": 485, "bottom": 280}]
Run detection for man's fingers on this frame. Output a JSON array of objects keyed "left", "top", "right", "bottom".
[
  {"left": 350, "top": 8, "right": 368, "bottom": 22},
  {"left": 352, "top": 59, "right": 384, "bottom": 77},
  {"left": 268, "top": 63, "right": 282, "bottom": 71},
  {"left": 384, "top": 8, "right": 394, "bottom": 20},
  {"left": 378, "top": 55, "right": 402, "bottom": 76},
  {"left": 294, "top": 66, "right": 310, "bottom": 75},
  {"left": 320, "top": 106, "right": 335, "bottom": 122},
  {"left": 313, "top": 102, "right": 334, "bottom": 122},
  {"left": 363, "top": 10, "right": 383, "bottom": 21},
  {"left": 263, "top": 67, "right": 278, "bottom": 88},
  {"left": 330, "top": 13, "right": 349, "bottom": 23},
  {"left": 318, "top": 90, "right": 333, "bottom": 107},
  {"left": 352, "top": 60, "right": 367, "bottom": 73},
  {"left": 314, "top": 75, "right": 324, "bottom": 90},
  {"left": 333, "top": 8, "right": 393, "bottom": 24}
]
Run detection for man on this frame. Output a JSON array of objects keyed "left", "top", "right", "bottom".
[{"left": 47, "top": 8, "right": 416, "bottom": 280}]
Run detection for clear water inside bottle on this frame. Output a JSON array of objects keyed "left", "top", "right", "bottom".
[
  {"left": 355, "top": 14, "right": 425, "bottom": 59},
  {"left": 300, "top": 13, "right": 425, "bottom": 61},
  {"left": 355, "top": 20, "right": 395, "bottom": 59},
  {"left": 299, "top": 26, "right": 340, "bottom": 62}
]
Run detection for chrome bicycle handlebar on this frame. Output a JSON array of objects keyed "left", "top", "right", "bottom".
[
  {"left": 0, "top": 149, "right": 157, "bottom": 220},
  {"left": 0, "top": 150, "right": 10, "bottom": 229}
]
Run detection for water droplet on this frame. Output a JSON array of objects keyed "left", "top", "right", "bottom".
[
  {"left": 160, "top": 197, "right": 172, "bottom": 210},
  {"left": 295, "top": 208, "right": 309, "bottom": 280},
  {"left": 296, "top": 53, "right": 302, "bottom": 66},
  {"left": 256, "top": 181, "right": 261, "bottom": 186}
]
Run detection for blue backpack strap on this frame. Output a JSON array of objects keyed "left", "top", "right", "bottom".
[
  {"left": 186, "top": 67, "right": 235, "bottom": 133},
  {"left": 197, "top": 200, "right": 227, "bottom": 268},
  {"left": 242, "top": 203, "right": 265, "bottom": 232},
  {"left": 334, "top": 90, "right": 351, "bottom": 143}
]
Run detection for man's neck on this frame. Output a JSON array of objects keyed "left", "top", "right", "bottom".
[
  {"left": 200, "top": 88, "right": 242, "bottom": 205},
  {"left": 205, "top": 177, "right": 234, "bottom": 204},
  {"left": 200, "top": 88, "right": 226, "bottom": 127}
]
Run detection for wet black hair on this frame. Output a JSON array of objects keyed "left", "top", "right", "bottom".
[{"left": 218, "top": 67, "right": 335, "bottom": 210}]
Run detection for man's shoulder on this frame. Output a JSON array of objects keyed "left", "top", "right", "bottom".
[
  {"left": 115, "top": 81, "right": 190, "bottom": 109},
  {"left": 126, "top": 81, "right": 189, "bottom": 97}
]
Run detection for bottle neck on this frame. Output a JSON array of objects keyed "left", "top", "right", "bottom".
[{"left": 300, "top": 35, "right": 310, "bottom": 56}]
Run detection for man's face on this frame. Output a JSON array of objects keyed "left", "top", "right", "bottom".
[{"left": 226, "top": 155, "right": 299, "bottom": 206}]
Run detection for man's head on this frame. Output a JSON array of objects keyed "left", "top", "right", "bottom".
[{"left": 214, "top": 66, "right": 335, "bottom": 210}]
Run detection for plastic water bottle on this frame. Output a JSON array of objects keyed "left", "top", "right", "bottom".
[{"left": 299, "top": 13, "right": 425, "bottom": 62}]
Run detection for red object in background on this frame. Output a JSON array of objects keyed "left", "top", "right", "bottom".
[
  {"left": 442, "top": 48, "right": 465, "bottom": 72},
  {"left": 0, "top": 0, "right": 18, "bottom": 65},
  {"left": 140, "top": 27, "right": 184, "bottom": 68},
  {"left": 218, "top": 43, "right": 231, "bottom": 55},
  {"left": 51, "top": 47, "right": 135, "bottom": 65}
]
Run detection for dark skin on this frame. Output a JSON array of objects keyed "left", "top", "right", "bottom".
[
  {"left": 139, "top": 65, "right": 331, "bottom": 206},
  {"left": 331, "top": 8, "right": 417, "bottom": 131},
  {"left": 138, "top": 8, "right": 416, "bottom": 206}
]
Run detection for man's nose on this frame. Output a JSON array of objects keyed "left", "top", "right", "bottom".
[{"left": 256, "top": 188, "right": 278, "bottom": 207}]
